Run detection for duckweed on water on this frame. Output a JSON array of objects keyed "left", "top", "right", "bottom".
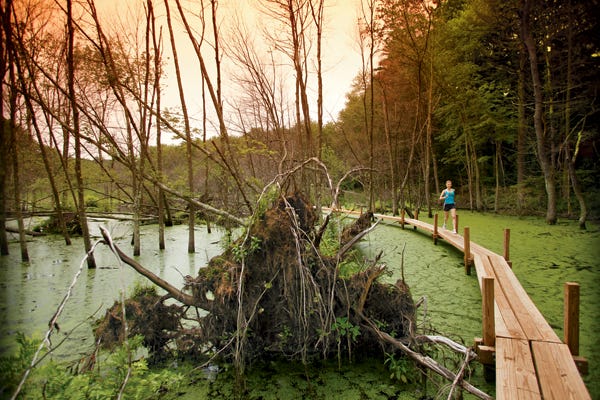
[{"left": 165, "top": 358, "right": 423, "bottom": 400}]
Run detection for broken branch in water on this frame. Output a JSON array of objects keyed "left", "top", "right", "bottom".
[
  {"left": 360, "top": 314, "right": 493, "bottom": 400},
  {"left": 99, "top": 226, "right": 202, "bottom": 308}
]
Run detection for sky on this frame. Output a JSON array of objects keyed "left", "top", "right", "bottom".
[{"left": 100, "top": 0, "right": 366, "bottom": 137}]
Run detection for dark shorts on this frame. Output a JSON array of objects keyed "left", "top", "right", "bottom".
[{"left": 444, "top": 203, "right": 455, "bottom": 211}]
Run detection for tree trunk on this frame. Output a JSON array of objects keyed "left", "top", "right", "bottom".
[
  {"left": 424, "top": 56, "right": 434, "bottom": 218},
  {"left": 67, "top": 0, "right": 96, "bottom": 268},
  {"left": 5, "top": 5, "right": 28, "bottom": 261},
  {"left": 382, "top": 88, "right": 398, "bottom": 215},
  {"left": 0, "top": 1, "right": 10, "bottom": 256},
  {"left": 164, "top": 0, "right": 195, "bottom": 253},
  {"left": 149, "top": 0, "right": 165, "bottom": 250},
  {"left": 0, "top": 121, "right": 8, "bottom": 255},
  {"left": 464, "top": 127, "right": 474, "bottom": 210},
  {"left": 563, "top": 0, "right": 587, "bottom": 229},
  {"left": 567, "top": 147, "right": 587, "bottom": 229},
  {"left": 9, "top": 6, "right": 73, "bottom": 246},
  {"left": 494, "top": 141, "right": 500, "bottom": 212},
  {"left": 520, "top": 0, "right": 557, "bottom": 224},
  {"left": 472, "top": 136, "right": 483, "bottom": 211},
  {"left": 16, "top": 70, "right": 72, "bottom": 246},
  {"left": 517, "top": 45, "right": 527, "bottom": 212}
]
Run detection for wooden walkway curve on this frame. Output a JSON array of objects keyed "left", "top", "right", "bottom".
[{"left": 325, "top": 208, "right": 591, "bottom": 400}]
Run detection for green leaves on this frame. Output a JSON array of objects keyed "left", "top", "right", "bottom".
[
  {"left": 0, "top": 334, "right": 184, "bottom": 399},
  {"left": 332, "top": 317, "right": 361, "bottom": 343},
  {"left": 384, "top": 353, "right": 417, "bottom": 384}
]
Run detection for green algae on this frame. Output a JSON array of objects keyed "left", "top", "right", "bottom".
[{"left": 165, "top": 358, "right": 423, "bottom": 400}]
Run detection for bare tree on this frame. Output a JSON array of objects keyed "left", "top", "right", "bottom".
[
  {"left": 172, "top": 0, "right": 254, "bottom": 214},
  {"left": 67, "top": 0, "right": 96, "bottom": 267},
  {"left": 164, "top": 0, "right": 196, "bottom": 253},
  {"left": 259, "top": 1, "right": 317, "bottom": 186},
  {"left": 0, "top": 0, "right": 11, "bottom": 255},
  {"left": 520, "top": 0, "right": 557, "bottom": 224},
  {"left": 358, "top": 0, "right": 376, "bottom": 211},
  {"left": 148, "top": 0, "right": 166, "bottom": 248}
]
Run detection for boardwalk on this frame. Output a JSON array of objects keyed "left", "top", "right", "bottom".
[{"left": 325, "top": 208, "right": 590, "bottom": 400}]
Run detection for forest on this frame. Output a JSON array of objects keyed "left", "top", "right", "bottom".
[{"left": 0, "top": 0, "right": 598, "bottom": 398}]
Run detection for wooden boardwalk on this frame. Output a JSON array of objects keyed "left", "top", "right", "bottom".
[{"left": 325, "top": 208, "right": 590, "bottom": 400}]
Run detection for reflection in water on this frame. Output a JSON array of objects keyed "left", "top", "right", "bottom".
[{"left": 0, "top": 222, "right": 226, "bottom": 358}]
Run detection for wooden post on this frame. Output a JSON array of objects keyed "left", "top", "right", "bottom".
[
  {"left": 503, "top": 228, "right": 512, "bottom": 268},
  {"left": 464, "top": 226, "right": 471, "bottom": 275},
  {"left": 564, "top": 282, "right": 589, "bottom": 374},
  {"left": 433, "top": 214, "right": 438, "bottom": 244},
  {"left": 476, "top": 276, "right": 496, "bottom": 378},
  {"left": 482, "top": 276, "right": 495, "bottom": 347},
  {"left": 564, "top": 282, "right": 580, "bottom": 356},
  {"left": 400, "top": 209, "right": 405, "bottom": 229},
  {"left": 413, "top": 209, "right": 418, "bottom": 230}
]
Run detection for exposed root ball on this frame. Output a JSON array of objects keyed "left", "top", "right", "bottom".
[{"left": 95, "top": 193, "right": 415, "bottom": 365}]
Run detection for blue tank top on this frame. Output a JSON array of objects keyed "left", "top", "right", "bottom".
[{"left": 444, "top": 189, "right": 455, "bottom": 205}]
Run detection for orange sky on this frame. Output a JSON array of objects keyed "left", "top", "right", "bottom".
[{"left": 99, "top": 0, "right": 366, "bottom": 135}]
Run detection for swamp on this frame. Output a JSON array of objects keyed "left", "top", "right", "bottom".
[{"left": 1, "top": 209, "right": 598, "bottom": 399}]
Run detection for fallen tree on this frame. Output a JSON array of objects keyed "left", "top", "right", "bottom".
[{"left": 96, "top": 192, "right": 415, "bottom": 367}]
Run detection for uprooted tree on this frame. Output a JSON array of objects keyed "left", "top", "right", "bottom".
[{"left": 96, "top": 191, "right": 415, "bottom": 367}]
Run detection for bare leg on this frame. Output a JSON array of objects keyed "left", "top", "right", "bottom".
[
  {"left": 443, "top": 210, "right": 449, "bottom": 228},
  {"left": 451, "top": 208, "right": 457, "bottom": 232}
]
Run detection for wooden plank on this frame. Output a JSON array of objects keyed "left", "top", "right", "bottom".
[
  {"left": 476, "top": 254, "right": 525, "bottom": 340},
  {"left": 471, "top": 241, "right": 497, "bottom": 256},
  {"left": 482, "top": 276, "right": 495, "bottom": 346},
  {"left": 564, "top": 282, "right": 580, "bottom": 356},
  {"left": 473, "top": 254, "right": 507, "bottom": 337},
  {"left": 490, "top": 255, "right": 561, "bottom": 343},
  {"left": 402, "top": 217, "right": 434, "bottom": 232},
  {"left": 531, "top": 341, "right": 591, "bottom": 400},
  {"left": 325, "top": 208, "right": 590, "bottom": 399},
  {"left": 496, "top": 337, "right": 541, "bottom": 400},
  {"left": 436, "top": 228, "right": 466, "bottom": 252}
]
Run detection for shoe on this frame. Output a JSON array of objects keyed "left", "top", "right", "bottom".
[
  {"left": 452, "top": 229, "right": 457, "bottom": 234},
  {"left": 442, "top": 224, "right": 446, "bottom": 230}
]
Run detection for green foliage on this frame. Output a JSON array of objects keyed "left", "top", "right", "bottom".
[
  {"left": 384, "top": 353, "right": 418, "bottom": 384},
  {"left": 85, "top": 196, "right": 99, "bottom": 208},
  {"left": 317, "top": 214, "right": 343, "bottom": 257},
  {"left": 255, "top": 185, "right": 279, "bottom": 219},
  {"left": 1, "top": 334, "right": 184, "bottom": 400},
  {"left": 337, "top": 257, "right": 363, "bottom": 278},
  {"left": 231, "top": 235, "right": 262, "bottom": 263},
  {"left": 332, "top": 317, "right": 361, "bottom": 343},
  {"left": 130, "top": 282, "right": 158, "bottom": 299},
  {"left": 0, "top": 332, "right": 42, "bottom": 397}
]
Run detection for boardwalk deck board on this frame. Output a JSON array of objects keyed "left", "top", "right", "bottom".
[
  {"left": 532, "top": 341, "right": 590, "bottom": 399},
  {"left": 496, "top": 337, "right": 541, "bottom": 400},
  {"left": 490, "top": 255, "right": 562, "bottom": 343}
]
